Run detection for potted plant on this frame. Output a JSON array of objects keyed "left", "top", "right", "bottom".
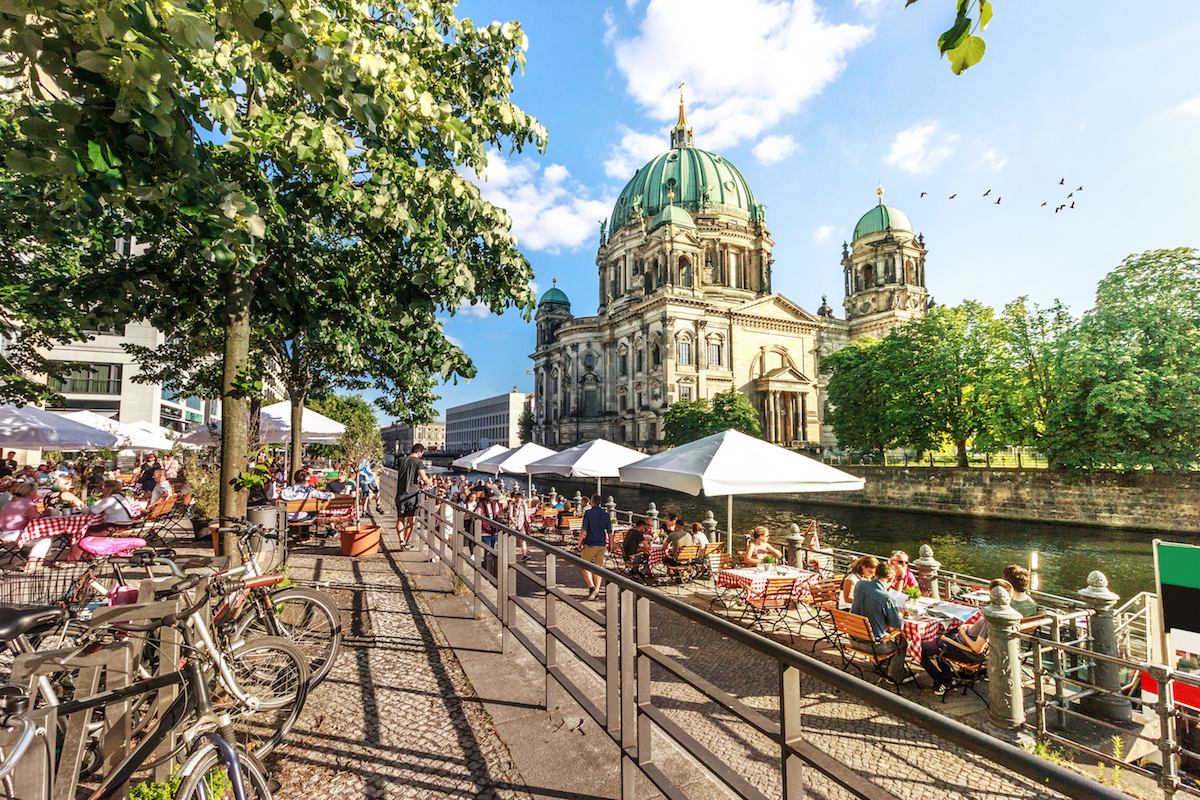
[
  {"left": 762, "top": 554, "right": 777, "bottom": 573},
  {"left": 903, "top": 585, "right": 922, "bottom": 617},
  {"left": 181, "top": 450, "right": 220, "bottom": 545}
]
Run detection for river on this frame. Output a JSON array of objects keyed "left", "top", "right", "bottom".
[{"left": 512, "top": 477, "right": 1198, "bottom": 602}]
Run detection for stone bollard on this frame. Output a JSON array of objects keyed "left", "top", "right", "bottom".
[
  {"left": 572, "top": 490, "right": 583, "bottom": 513},
  {"left": 983, "top": 583, "right": 1032, "bottom": 745},
  {"left": 1079, "top": 571, "right": 1133, "bottom": 722},
  {"left": 549, "top": 487, "right": 557, "bottom": 502},
  {"left": 702, "top": 510, "right": 718, "bottom": 545},
  {"left": 605, "top": 496, "right": 617, "bottom": 522},
  {"left": 646, "top": 502, "right": 659, "bottom": 531},
  {"left": 913, "top": 544, "right": 941, "bottom": 601},
  {"left": 785, "top": 524, "right": 805, "bottom": 568}
]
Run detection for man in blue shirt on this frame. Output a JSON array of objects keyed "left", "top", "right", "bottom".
[
  {"left": 850, "top": 561, "right": 910, "bottom": 685},
  {"left": 577, "top": 494, "right": 611, "bottom": 601}
]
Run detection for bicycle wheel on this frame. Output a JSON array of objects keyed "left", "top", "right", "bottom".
[
  {"left": 232, "top": 587, "right": 341, "bottom": 687},
  {"left": 173, "top": 744, "right": 273, "bottom": 799},
  {"left": 215, "top": 635, "right": 309, "bottom": 759}
]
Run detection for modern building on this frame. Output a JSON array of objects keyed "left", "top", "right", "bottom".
[
  {"left": 530, "top": 97, "right": 929, "bottom": 452},
  {"left": 445, "top": 389, "right": 529, "bottom": 454},
  {"left": 381, "top": 420, "right": 446, "bottom": 461},
  {"left": 43, "top": 321, "right": 221, "bottom": 432}
]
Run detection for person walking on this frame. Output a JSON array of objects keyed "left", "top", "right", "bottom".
[
  {"left": 578, "top": 494, "right": 611, "bottom": 601},
  {"left": 394, "top": 444, "right": 429, "bottom": 550}
]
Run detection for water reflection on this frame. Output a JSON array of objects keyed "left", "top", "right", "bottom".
[{"left": 517, "top": 477, "right": 1195, "bottom": 601}]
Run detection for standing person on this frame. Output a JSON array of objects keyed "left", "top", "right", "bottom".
[
  {"left": 135, "top": 454, "right": 159, "bottom": 493},
  {"left": 508, "top": 492, "right": 531, "bottom": 561},
  {"left": 161, "top": 452, "right": 181, "bottom": 480},
  {"left": 850, "top": 561, "right": 910, "bottom": 685},
  {"left": 394, "top": 444, "right": 429, "bottom": 550},
  {"left": 0, "top": 451, "right": 17, "bottom": 478},
  {"left": 478, "top": 490, "right": 503, "bottom": 573},
  {"left": 578, "top": 494, "right": 611, "bottom": 600},
  {"left": 358, "top": 458, "right": 382, "bottom": 514}
]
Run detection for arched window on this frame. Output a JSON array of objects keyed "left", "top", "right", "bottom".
[
  {"left": 707, "top": 337, "right": 722, "bottom": 368},
  {"left": 651, "top": 344, "right": 661, "bottom": 368},
  {"left": 678, "top": 339, "right": 692, "bottom": 365},
  {"left": 905, "top": 258, "right": 915, "bottom": 284},
  {"left": 679, "top": 256, "right": 692, "bottom": 287},
  {"left": 862, "top": 264, "right": 873, "bottom": 288}
]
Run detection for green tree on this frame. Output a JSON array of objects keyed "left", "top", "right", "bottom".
[
  {"left": 662, "top": 389, "right": 761, "bottom": 447},
  {"left": 907, "top": 0, "right": 994, "bottom": 74},
  {"left": 517, "top": 408, "right": 533, "bottom": 444},
  {"left": 309, "top": 393, "right": 383, "bottom": 470},
  {"left": 1044, "top": 248, "right": 1200, "bottom": 472},
  {"left": 822, "top": 336, "right": 900, "bottom": 463},
  {"left": 1, "top": 0, "right": 546, "bottom": 544}
]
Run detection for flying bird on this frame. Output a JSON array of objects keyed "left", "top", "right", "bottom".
[
  {"left": 995, "top": 197, "right": 1001, "bottom": 205},
  {"left": 1077, "top": 186, "right": 1083, "bottom": 191},
  {"left": 1070, "top": 202, "right": 1075, "bottom": 209},
  {"left": 1055, "top": 207, "right": 1061, "bottom": 213},
  {"left": 1041, "top": 202, "right": 1047, "bottom": 207},
  {"left": 920, "top": 192, "right": 927, "bottom": 198},
  {"left": 1059, "top": 179, "right": 1065, "bottom": 185},
  {"left": 949, "top": 194, "right": 957, "bottom": 199},
  {"left": 983, "top": 189, "right": 991, "bottom": 197},
  {"left": 1067, "top": 192, "right": 1074, "bottom": 198}
]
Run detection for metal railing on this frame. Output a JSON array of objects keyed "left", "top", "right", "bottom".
[{"left": 395, "top": 481, "right": 1123, "bottom": 800}]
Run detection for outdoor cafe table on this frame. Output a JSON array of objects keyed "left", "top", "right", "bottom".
[
  {"left": 607, "top": 536, "right": 668, "bottom": 568},
  {"left": 17, "top": 513, "right": 101, "bottom": 549},
  {"left": 899, "top": 604, "right": 982, "bottom": 662},
  {"left": 717, "top": 566, "right": 820, "bottom": 604}
]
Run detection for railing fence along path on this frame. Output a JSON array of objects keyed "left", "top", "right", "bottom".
[{"left": 379, "top": 470, "right": 1121, "bottom": 800}]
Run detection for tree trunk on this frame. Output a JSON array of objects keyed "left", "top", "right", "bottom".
[
  {"left": 219, "top": 270, "right": 254, "bottom": 554},
  {"left": 290, "top": 390, "right": 306, "bottom": 481},
  {"left": 956, "top": 439, "right": 969, "bottom": 468}
]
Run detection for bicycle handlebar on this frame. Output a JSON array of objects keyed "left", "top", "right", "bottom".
[{"left": 0, "top": 716, "right": 35, "bottom": 780}]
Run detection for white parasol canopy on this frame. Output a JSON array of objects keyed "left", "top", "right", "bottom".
[
  {"left": 618, "top": 429, "right": 864, "bottom": 552},
  {"left": 524, "top": 438, "right": 647, "bottom": 494},
  {"left": 451, "top": 444, "right": 510, "bottom": 471},
  {"left": 0, "top": 403, "right": 120, "bottom": 449},
  {"left": 180, "top": 401, "right": 346, "bottom": 446},
  {"left": 59, "top": 410, "right": 177, "bottom": 452},
  {"left": 126, "top": 420, "right": 201, "bottom": 450},
  {"left": 475, "top": 441, "right": 556, "bottom": 494}
]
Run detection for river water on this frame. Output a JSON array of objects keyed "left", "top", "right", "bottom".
[{"left": 512, "top": 477, "right": 1198, "bottom": 602}]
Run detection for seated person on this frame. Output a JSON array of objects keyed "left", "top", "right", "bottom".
[
  {"left": 148, "top": 469, "right": 174, "bottom": 507},
  {"left": 50, "top": 476, "right": 87, "bottom": 510},
  {"left": 887, "top": 551, "right": 919, "bottom": 593},
  {"left": 326, "top": 473, "right": 352, "bottom": 495},
  {"left": 690, "top": 522, "right": 710, "bottom": 550},
  {"left": 86, "top": 466, "right": 106, "bottom": 495},
  {"left": 741, "top": 526, "right": 783, "bottom": 567},
  {"left": 663, "top": 516, "right": 697, "bottom": 566},
  {"left": 280, "top": 468, "right": 334, "bottom": 543},
  {"left": 0, "top": 482, "right": 51, "bottom": 571},
  {"left": 921, "top": 578, "right": 1010, "bottom": 695},
  {"left": 0, "top": 479, "right": 13, "bottom": 513},
  {"left": 1003, "top": 565, "right": 1038, "bottom": 617},
  {"left": 552, "top": 495, "right": 565, "bottom": 510},
  {"left": 849, "top": 561, "right": 910, "bottom": 685},
  {"left": 623, "top": 517, "right": 653, "bottom": 580},
  {"left": 841, "top": 555, "right": 879, "bottom": 611}
]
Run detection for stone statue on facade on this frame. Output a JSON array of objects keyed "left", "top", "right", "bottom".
[
  {"left": 630, "top": 195, "right": 643, "bottom": 218},
  {"left": 598, "top": 217, "right": 607, "bottom": 245},
  {"left": 700, "top": 186, "right": 712, "bottom": 209}
]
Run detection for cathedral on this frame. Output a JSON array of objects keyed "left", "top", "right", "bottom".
[{"left": 530, "top": 97, "right": 930, "bottom": 452}]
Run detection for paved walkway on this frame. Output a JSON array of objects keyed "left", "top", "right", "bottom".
[{"left": 264, "top": 506, "right": 1099, "bottom": 800}]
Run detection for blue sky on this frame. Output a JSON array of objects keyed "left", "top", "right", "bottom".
[{"left": 369, "top": 0, "right": 1200, "bottom": 424}]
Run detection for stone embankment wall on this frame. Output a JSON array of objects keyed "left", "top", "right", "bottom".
[{"left": 800, "top": 467, "right": 1200, "bottom": 533}]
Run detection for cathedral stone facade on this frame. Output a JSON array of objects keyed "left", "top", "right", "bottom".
[{"left": 530, "top": 99, "right": 929, "bottom": 452}]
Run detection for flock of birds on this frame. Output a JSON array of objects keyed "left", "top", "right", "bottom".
[{"left": 918, "top": 179, "right": 1083, "bottom": 212}]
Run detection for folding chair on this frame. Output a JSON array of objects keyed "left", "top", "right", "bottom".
[
  {"left": 535, "top": 507, "right": 559, "bottom": 534},
  {"left": 314, "top": 495, "right": 358, "bottom": 537},
  {"left": 693, "top": 543, "right": 725, "bottom": 581},
  {"left": 829, "top": 608, "right": 913, "bottom": 693},
  {"left": 559, "top": 516, "right": 582, "bottom": 546},
  {"left": 605, "top": 530, "right": 626, "bottom": 569},
  {"left": 127, "top": 496, "right": 179, "bottom": 547},
  {"left": 663, "top": 544, "right": 701, "bottom": 584},
  {"left": 738, "top": 576, "right": 798, "bottom": 636},
  {"left": 282, "top": 498, "right": 325, "bottom": 542},
  {"left": 707, "top": 554, "right": 743, "bottom": 613},
  {"left": 798, "top": 576, "right": 844, "bottom": 653},
  {"left": 938, "top": 635, "right": 989, "bottom": 704}
]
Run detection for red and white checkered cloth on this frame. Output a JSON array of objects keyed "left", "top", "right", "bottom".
[
  {"left": 901, "top": 610, "right": 981, "bottom": 661},
  {"left": 607, "top": 537, "right": 667, "bottom": 568},
  {"left": 717, "top": 567, "right": 820, "bottom": 604},
  {"left": 17, "top": 513, "right": 100, "bottom": 547}
]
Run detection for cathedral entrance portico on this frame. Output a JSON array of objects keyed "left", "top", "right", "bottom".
[{"left": 754, "top": 368, "right": 810, "bottom": 447}]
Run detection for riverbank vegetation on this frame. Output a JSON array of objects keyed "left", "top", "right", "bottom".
[{"left": 823, "top": 248, "right": 1200, "bottom": 472}]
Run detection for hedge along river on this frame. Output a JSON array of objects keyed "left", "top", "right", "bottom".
[{"left": 506, "top": 476, "right": 1200, "bottom": 603}]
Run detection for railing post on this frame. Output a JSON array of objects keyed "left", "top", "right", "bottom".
[
  {"left": 1150, "top": 663, "right": 1181, "bottom": 798},
  {"left": 702, "top": 510, "right": 718, "bottom": 547},
  {"left": 499, "top": 528, "right": 512, "bottom": 655},
  {"left": 472, "top": 537, "right": 483, "bottom": 620},
  {"left": 606, "top": 585, "right": 619, "bottom": 740},
  {"left": 1079, "top": 570, "right": 1133, "bottom": 722},
  {"left": 983, "top": 583, "right": 1032, "bottom": 745},
  {"left": 785, "top": 523, "right": 804, "bottom": 567},
  {"left": 573, "top": 490, "right": 583, "bottom": 512},
  {"left": 1050, "top": 610, "right": 1066, "bottom": 729},
  {"left": 914, "top": 544, "right": 941, "bottom": 601},
  {"left": 779, "top": 662, "right": 807, "bottom": 799},
  {"left": 452, "top": 508, "right": 465, "bottom": 581},
  {"left": 620, "top": 588, "right": 636, "bottom": 799},
  {"left": 505, "top": 533, "right": 517, "bottom": 653},
  {"left": 635, "top": 594, "right": 650, "bottom": 768},
  {"left": 605, "top": 496, "right": 617, "bottom": 521},
  {"left": 1033, "top": 638, "right": 1047, "bottom": 736},
  {"left": 545, "top": 553, "right": 558, "bottom": 710},
  {"left": 646, "top": 502, "right": 658, "bottom": 532}
]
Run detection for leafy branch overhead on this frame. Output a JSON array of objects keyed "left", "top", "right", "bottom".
[{"left": 908, "top": 0, "right": 993, "bottom": 75}]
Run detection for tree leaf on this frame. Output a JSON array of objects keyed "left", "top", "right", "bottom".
[
  {"left": 938, "top": 18, "right": 971, "bottom": 55},
  {"left": 947, "top": 35, "right": 986, "bottom": 74},
  {"left": 979, "top": 0, "right": 993, "bottom": 31}
]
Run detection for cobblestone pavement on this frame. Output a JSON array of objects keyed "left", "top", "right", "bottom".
[{"left": 265, "top": 512, "right": 532, "bottom": 800}]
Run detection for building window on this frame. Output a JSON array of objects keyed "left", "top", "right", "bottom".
[
  {"left": 636, "top": 350, "right": 644, "bottom": 373},
  {"left": 58, "top": 363, "right": 123, "bottom": 395},
  {"left": 620, "top": 425, "right": 627, "bottom": 442},
  {"left": 678, "top": 341, "right": 692, "bottom": 366},
  {"left": 619, "top": 354, "right": 628, "bottom": 376},
  {"left": 709, "top": 343, "right": 722, "bottom": 367},
  {"left": 584, "top": 389, "right": 598, "bottom": 417},
  {"left": 583, "top": 353, "right": 595, "bottom": 369},
  {"left": 680, "top": 385, "right": 692, "bottom": 401},
  {"left": 619, "top": 394, "right": 627, "bottom": 412},
  {"left": 651, "top": 345, "right": 661, "bottom": 368}
]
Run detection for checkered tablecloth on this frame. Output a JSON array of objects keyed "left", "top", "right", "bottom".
[
  {"left": 717, "top": 567, "right": 819, "bottom": 603},
  {"left": 901, "top": 610, "right": 981, "bottom": 661},
  {"left": 17, "top": 513, "right": 101, "bottom": 547},
  {"left": 608, "top": 538, "right": 667, "bottom": 568}
]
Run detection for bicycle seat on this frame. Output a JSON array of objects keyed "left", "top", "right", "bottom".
[
  {"left": 79, "top": 536, "right": 147, "bottom": 557},
  {"left": 0, "top": 606, "right": 66, "bottom": 642}
]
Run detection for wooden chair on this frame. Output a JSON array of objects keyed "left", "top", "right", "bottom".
[
  {"left": 605, "top": 530, "right": 626, "bottom": 569},
  {"left": 738, "top": 576, "right": 798, "bottom": 636},
  {"left": 693, "top": 542, "right": 724, "bottom": 581},
  {"left": 558, "top": 516, "right": 582, "bottom": 545},
  {"left": 535, "top": 507, "right": 559, "bottom": 533},
  {"left": 938, "top": 634, "right": 989, "bottom": 704},
  {"left": 828, "top": 608, "right": 912, "bottom": 692},
  {"left": 799, "top": 576, "right": 844, "bottom": 653},
  {"left": 663, "top": 544, "right": 701, "bottom": 584},
  {"left": 282, "top": 498, "right": 325, "bottom": 542},
  {"left": 314, "top": 495, "right": 358, "bottom": 536},
  {"left": 707, "top": 554, "right": 742, "bottom": 613},
  {"left": 128, "top": 495, "right": 179, "bottom": 546}
]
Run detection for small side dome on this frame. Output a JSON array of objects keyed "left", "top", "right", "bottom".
[
  {"left": 817, "top": 295, "right": 834, "bottom": 317},
  {"left": 648, "top": 204, "right": 695, "bottom": 233},
  {"left": 853, "top": 204, "right": 912, "bottom": 242},
  {"left": 538, "top": 280, "right": 570, "bottom": 307}
]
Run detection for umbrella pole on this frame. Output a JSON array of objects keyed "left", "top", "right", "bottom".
[
  {"left": 597, "top": 476, "right": 601, "bottom": 496},
  {"left": 726, "top": 495, "right": 734, "bottom": 555}
]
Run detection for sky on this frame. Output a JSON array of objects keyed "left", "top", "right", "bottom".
[{"left": 368, "top": 0, "right": 1200, "bottom": 424}]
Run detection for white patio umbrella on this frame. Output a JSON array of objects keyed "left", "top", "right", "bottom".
[
  {"left": 524, "top": 438, "right": 647, "bottom": 495},
  {"left": 450, "top": 444, "right": 510, "bottom": 471},
  {"left": 475, "top": 442, "right": 556, "bottom": 494},
  {"left": 180, "top": 402, "right": 345, "bottom": 446},
  {"left": 127, "top": 420, "right": 202, "bottom": 450},
  {"left": 0, "top": 403, "right": 119, "bottom": 449},
  {"left": 618, "top": 429, "right": 865, "bottom": 553},
  {"left": 59, "top": 410, "right": 176, "bottom": 452}
]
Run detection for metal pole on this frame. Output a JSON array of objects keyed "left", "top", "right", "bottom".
[
  {"left": 500, "top": 528, "right": 512, "bottom": 655},
  {"left": 779, "top": 663, "right": 806, "bottom": 799},
  {"left": 726, "top": 495, "right": 733, "bottom": 555},
  {"left": 545, "top": 553, "right": 558, "bottom": 710},
  {"left": 620, "top": 588, "right": 636, "bottom": 799},
  {"left": 636, "top": 595, "right": 650, "bottom": 768},
  {"left": 606, "top": 586, "right": 619, "bottom": 739}
]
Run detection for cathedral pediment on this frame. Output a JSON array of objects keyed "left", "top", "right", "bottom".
[
  {"left": 730, "top": 293, "right": 821, "bottom": 324},
  {"left": 754, "top": 365, "right": 811, "bottom": 388}
]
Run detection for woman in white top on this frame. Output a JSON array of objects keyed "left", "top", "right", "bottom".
[
  {"left": 741, "top": 526, "right": 783, "bottom": 567},
  {"left": 77, "top": 479, "right": 138, "bottom": 561},
  {"left": 840, "top": 555, "right": 879, "bottom": 610},
  {"left": 439, "top": 492, "right": 456, "bottom": 541},
  {"left": 507, "top": 492, "right": 530, "bottom": 561}
]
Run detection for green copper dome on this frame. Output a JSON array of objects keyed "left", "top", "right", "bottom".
[
  {"left": 611, "top": 147, "right": 762, "bottom": 233},
  {"left": 538, "top": 285, "right": 570, "bottom": 306},
  {"left": 853, "top": 204, "right": 912, "bottom": 241},
  {"left": 648, "top": 203, "right": 696, "bottom": 233}
]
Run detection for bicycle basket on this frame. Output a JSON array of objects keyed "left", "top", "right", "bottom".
[{"left": 0, "top": 564, "right": 112, "bottom": 610}]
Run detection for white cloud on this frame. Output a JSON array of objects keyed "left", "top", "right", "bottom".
[
  {"left": 814, "top": 225, "right": 834, "bottom": 242},
  {"left": 606, "top": 0, "right": 871, "bottom": 162},
  {"left": 457, "top": 299, "right": 491, "bottom": 319},
  {"left": 883, "top": 121, "right": 958, "bottom": 175},
  {"left": 753, "top": 134, "right": 799, "bottom": 164},
  {"left": 852, "top": 0, "right": 889, "bottom": 10},
  {"left": 436, "top": 318, "right": 466, "bottom": 349},
  {"left": 1176, "top": 97, "right": 1200, "bottom": 117},
  {"left": 980, "top": 147, "right": 1006, "bottom": 170},
  {"left": 475, "top": 150, "right": 616, "bottom": 255},
  {"left": 604, "top": 125, "right": 667, "bottom": 179}
]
